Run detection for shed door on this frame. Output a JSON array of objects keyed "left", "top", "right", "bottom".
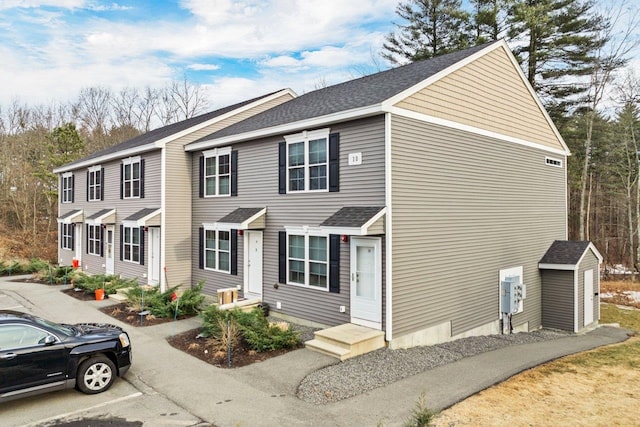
[{"left": 584, "top": 269, "right": 594, "bottom": 325}]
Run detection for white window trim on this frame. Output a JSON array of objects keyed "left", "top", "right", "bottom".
[
  {"left": 545, "top": 156, "right": 563, "bottom": 168},
  {"left": 122, "top": 156, "right": 141, "bottom": 199},
  {"left": 87, "top": 165, "right": 102, "bottom": 202},
  {"left": 284, "top": 128, "right": 330, "bottom": 194},
  {"left": 202, "top": 225, "right": 231, "bottom": 274},
  {"left": 87, "top": 224, "right": 101, "bottom": 256},
  {"left": 61, "top": 172, "right": 73, "bottom": 204},
  {"left": 122, "top": 225, "right": 141, "bottom": 264},
  {"left": 284, "top": 226, "right": 329, "bottom": 291},
  {"left": 202, "top": 147, "right": 232, "bottom": 198},
  {"left": 62, "top": 223, "right": 73, "bottom": 250}
]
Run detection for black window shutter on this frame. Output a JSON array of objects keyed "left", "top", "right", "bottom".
[
  {"left": 86, "top": 224, "right": 89, "bottom": 254},
  {"left": 60, "top": 223, "right": 64, "bottom": 248},
  {"left": 100, "top": 226, "right": 104, "bottom": 257},
  {"left": 119, "top": 164, "right": 124, "bottom": 199},
  {"left": 198, "top": 156, "right": 204, "bottom": 198},
  {"left": 86, "top": 171, "right": 90, "bottom": 201},
  {"left": 278, "top": 142, "right": 286, "bottom": 194},
  {"left": 278, "top": 231, "right": 286, "bottom": 283},
  {"left": 140, "top": 159, "right": 145, "bottom": 198},
  {"left": 231, "top": 150, "right": 238, "bottom": 197},
  {"left": 329, "top": 133, "right": 340, "bottom": 192},
  {"left": 230, "top": 229, "right": 238, "bottom": 275},
  {"left": 329, "top": 234, "right": 340, "bottom": 293},
  {"left": 119, "top": 224, "right": 123, "bottom": 261},
  {"left": 139, "top": 227, "right": 145, "bottom": 265},
  {"left": 71, "top": 174, "right": 75, "bottom": 203},
  {"left": 100, "top": 167, "right": 105, "bottom": 200},
  {"left": 70, "top": 224, "right": 75, "bottom": 250},
  {"left": 198, "top": 227, "right": 204, "bottom": 269}
]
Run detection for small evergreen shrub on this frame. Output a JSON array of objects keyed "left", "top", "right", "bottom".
[
  {"left": 124, "top": 282, "right": 204, "bottom": 317},
  {"left": 73, "top": 273, "right": 135, "bottom": 295}
]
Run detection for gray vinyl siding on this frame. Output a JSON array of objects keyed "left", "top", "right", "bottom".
[
  {"left": 541, "top": 270, "right": 575, "bottom": 331},
  {"left": 57, "top": 149, "right": 161, "bottom": 283},
  {"left": 390, "top": 115, "right": 567, "bottom": 338},
  {"left": 192, "top": 115, "right": 386, "bottom": 326},
  {"left": 164, "top": 92, "right": 293, "bottom": 289}
]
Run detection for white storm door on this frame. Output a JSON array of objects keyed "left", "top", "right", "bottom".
[
  {"left": 149, "top": 228, "right": 161, "bottom": 285},
  {"left": 105, "top": 225, "right": 115, "bottom": 275},
  {"left": 245, "top": 231, "right": 263, "bottom": 297},
  {"left": 350, "top": 237, "right": 382, "bottom": 329},
  {"left": 584, "top": 269, "right": 594, "bottom": 325},
  {"left": 74, "top": 223, "right": 82, "bottom": 264}
]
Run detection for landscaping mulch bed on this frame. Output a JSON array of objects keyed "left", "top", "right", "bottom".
[
  {"left": 9, "top": 277, "right": 56, "bottom": 285},
  {"left": 167, "top": 327, "right": 303, "bottom": 368},
  {"left": 99, "top": 303, "right": 195, "bottom": 327},
  {"left": 62, "top": 287, "right": 103, "bottom": 301}
]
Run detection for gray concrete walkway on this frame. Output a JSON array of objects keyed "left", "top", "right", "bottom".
[{"left": 0, "top": 277, "right": 631, "bottom": 426}]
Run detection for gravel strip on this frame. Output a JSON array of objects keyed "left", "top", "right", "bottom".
[{"left": 297, "top": 329, "right": 570, "bottom": 405}]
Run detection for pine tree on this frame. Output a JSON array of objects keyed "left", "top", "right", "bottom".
[
  {"left": 470, "top": 0, "right": 513, "bottom": 43},
  {"left": 508, "top": 0, "right": 609, "bottom": 115},
  {"left": 382, "top": 0, "right": 472, "bottom": 64}
]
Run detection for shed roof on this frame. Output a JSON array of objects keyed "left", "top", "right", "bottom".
[{"left": 539, "top": 241, "right": 598, "bottom": 265}]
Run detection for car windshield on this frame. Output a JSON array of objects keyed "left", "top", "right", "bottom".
[{"left": 32, "top": 316, "right": 75, "bottom": 336}]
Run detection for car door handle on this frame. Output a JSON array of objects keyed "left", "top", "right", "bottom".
[{"left": 0, "top": 353, "right": 16, "bottom": 360}]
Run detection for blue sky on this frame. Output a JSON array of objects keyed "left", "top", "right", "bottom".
[{"left": 0, "top": 0, "right": 637, "bottom": 111}]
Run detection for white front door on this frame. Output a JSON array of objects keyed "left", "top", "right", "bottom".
[
  {"left": 584, "top": 269, "right": 594, "bottom": 326},
  {"left": 148, "top": 228, "right": 161, "bottom": 286},
  {"left": 105, "top": 225, "right": 115, "bottom": 275},
  {"left": 245, "top": 231, "right": 263, "bottom": 297},
  {"left": 74, "top": 223, "right": 82, "bottom": 265},
  {"left": 350, "top": 237, "right": 382, "bottom": 329}
]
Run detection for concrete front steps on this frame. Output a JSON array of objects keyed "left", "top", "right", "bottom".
[{"left": 305, "top": 323, "right": 385, "bottom": 361}]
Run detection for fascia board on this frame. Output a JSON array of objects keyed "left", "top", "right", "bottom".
[
  {"left": 184, "top": 104, "right": 384, "bottom": 151},
  {"left": 53, "top": 145, "right": 159, "bottom": 173},
  {"left": 538, "top": 263, "right": 578, "bottom": 271}
]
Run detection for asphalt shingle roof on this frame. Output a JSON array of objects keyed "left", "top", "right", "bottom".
[
  {"left": 85, "top": 208, "right": 115, "bottom": 220},
  {"left": 58, "top": 209, "right": 82, "bottom": 220},
  {"left": 218, "top": 207, "right": 264, "bottom": 224},
  {"left": 60, "top": 90, "right": 286, "bottom": 170},
  {"left": 320, "top": 207, "right": 385, "bottom": 228},
  {"left": 124, "top": 208, "right": 160, "bottom": 221},
  {"left": 540, "top": 241, "right": 592, "bottom": 265},
  {"left": 194, "top": 42, "right": 494, "bottom": 143}
]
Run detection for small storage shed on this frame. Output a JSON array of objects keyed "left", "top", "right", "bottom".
[{"left": 539, "top": 241, "right": 603, "bottom": 332}]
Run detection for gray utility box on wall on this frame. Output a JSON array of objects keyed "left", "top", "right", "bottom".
[{"left": 501, "top": 276, "right": 526, "bottom": 314}]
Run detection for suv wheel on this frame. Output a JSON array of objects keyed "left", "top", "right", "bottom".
[{"left": 77, "top": 355, "right": 116, "bottom": 394}]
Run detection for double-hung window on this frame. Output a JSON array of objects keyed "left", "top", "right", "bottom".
[
  {"left": 288, "top": 233, "right": 328, "bottom": 290},
  {"left": 122, "top": 226, "right": 140, "bottom": 263},
  {"left": 204, "top": 229, "right": 230, "bottom": 273},
  {"left": 87, "top": 224, "right": 102, "bottom": 255},
  {"left": 87, "top": 166, "right": 102, "bottom": 201},
  {"left": 61, "top": 173, "right": 74, "bottom": 203},
  {"left": 203, "top": 148, "right": 231, "bottom": 197},
  {"left": 122, "top": 157, "right": 141, "bottom": 198},
  {"left": 285, "top": 129, "right": 329, "bottom": 192},
  {"left": 61, "top": 223, "right": 74, "bottom": 250}
]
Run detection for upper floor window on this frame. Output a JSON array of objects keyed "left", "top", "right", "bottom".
[
  {"left": 87, "top": 224, "right": 102, "bottom": 256},
  {"left": 204, "top": 148, "right": 231, "bottom": 197},
  {"left": 285, "top": 129, "right": 329, "bottom": 192},
  {"left": 121, "top": 157, "right": 144, "bottom": 199},
  {"left": 204, "top": 228, "right": 230, "bottom": 273},
  {"left": 61, "top": 173, "right": 74, "bottom": 203},
  {"left": 87, "top": 166, "right": 103, "bottom": 201}
]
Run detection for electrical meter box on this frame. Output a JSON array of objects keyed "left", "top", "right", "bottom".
[{"left": 501, "top": 276, "right": 525, "bottom": 314}]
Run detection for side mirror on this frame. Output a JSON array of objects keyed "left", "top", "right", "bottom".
[{"left": 44, "top": 335, "right": 57, "bottom": 345}]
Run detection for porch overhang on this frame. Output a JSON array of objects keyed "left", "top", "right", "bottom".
[
  {"left": 215, "top": 207, "right": 266, "bottom": 230},
  {"left": 85, "top": 209, "right": 116, "bottom": 225},
  {"left": 122, "top": 208, "right": 161, "bottom": 227},
  {"left": 57, "top": 209, "right": 83, "bottom": 224},
  {"left": 319, "top": 206, "right": 386, "bottom": 236}
]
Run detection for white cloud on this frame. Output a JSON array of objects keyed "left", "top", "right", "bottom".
[
  {"left": 187, "top": 63, "right": 221, "bottom": 71},
  {"left": 0, "top": 0, "right": 86, "bottom": 10}
]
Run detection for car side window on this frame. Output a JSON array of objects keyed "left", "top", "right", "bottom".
[{"left": 0, "top": 325, "right": 50, "bottom": 350}]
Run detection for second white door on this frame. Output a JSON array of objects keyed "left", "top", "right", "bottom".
[{"left": 245, "top": 231, "right": 263, "bottom": 297}]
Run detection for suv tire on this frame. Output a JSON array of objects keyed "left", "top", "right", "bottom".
[{"left": 76, "top": 355, "right": 116, "bottom": 394}]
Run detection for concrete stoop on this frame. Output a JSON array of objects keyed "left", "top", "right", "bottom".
[
  {"left": 305, "top": 323, "right": 386, "bottom": 361},
  {"left": 217, "top": 298, "right": 261, "bottom": 312}
]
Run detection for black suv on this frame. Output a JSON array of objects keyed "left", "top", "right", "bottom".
[{"left": 0, "top": 310, "right": 132, "bottom": 402}]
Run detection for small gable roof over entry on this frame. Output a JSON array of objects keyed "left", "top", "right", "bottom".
[{"left": 539, "top": 240, "right": 603, "bottom": 270}]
